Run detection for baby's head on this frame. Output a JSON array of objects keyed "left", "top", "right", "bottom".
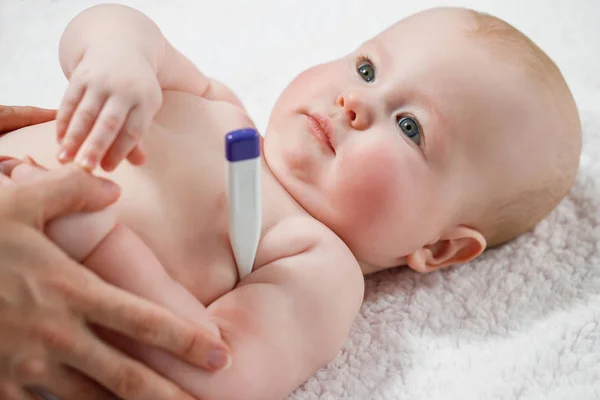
[{"left": 263, "top": 7, "right": 581, "bottom": 274}]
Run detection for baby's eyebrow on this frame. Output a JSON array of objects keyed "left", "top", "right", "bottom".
[
  {"left": 369, "top": 38, "right": 446, "bottom": 160},
  {"left": 368, "top": 38, "right": 394, "bottom": 67},
  {"left": 418, "top": 91, "right": 449, "bottom": 162},
  {"left": 419, "top": 90, "right": 446, "bottom": 129},
  {"left": 373, "top": 40, "right": 394, "bottom": 68},
  {"left": 369, "top": 38, "right": 445, "bottom": 123},
  {"left": 402, "top": 88, "right": 446, "bottom": 161}
]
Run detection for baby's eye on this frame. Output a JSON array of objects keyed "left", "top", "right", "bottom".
[
  {"left": 356, "top": 57, "right": 375, "bottom": 83},
  {"left": 397, "top": 116, "right": 421, "bottom": 146}
]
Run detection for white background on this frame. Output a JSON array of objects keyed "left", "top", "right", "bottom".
[{"left": 1, "top": 1, "right": 599, "bottom": 399}]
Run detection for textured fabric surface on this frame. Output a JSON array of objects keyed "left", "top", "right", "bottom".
[{"left": 1, "top": 1, "right": 598, "bottom": 399}]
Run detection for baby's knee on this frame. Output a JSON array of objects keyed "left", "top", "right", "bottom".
[{"left": 45, "top": 205, "right": 118, "bottom": 262}]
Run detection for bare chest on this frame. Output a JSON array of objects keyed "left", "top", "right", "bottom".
[
  {"left": 111, "top": 92, "right": 294, "bottom": 304},
  {"left": 0, "top": 92, "right": 300, "bottom": 305}
]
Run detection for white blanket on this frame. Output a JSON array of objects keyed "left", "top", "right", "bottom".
[{"left": 1, "top": 1, "right": 598, "bottom": 399}]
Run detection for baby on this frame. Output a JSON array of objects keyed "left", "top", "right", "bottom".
[{"left": 0, "top": 4, "right": 581, "bottom": 400}]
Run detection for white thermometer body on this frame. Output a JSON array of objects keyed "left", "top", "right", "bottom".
[{"left": 226, "top": 128, "right": 261, "bottom": 280}]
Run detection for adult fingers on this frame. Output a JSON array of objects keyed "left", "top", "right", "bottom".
[
  {"left": 77, "top": 278, "right": 230, "bottom": 371},
  {"left": 0, "top": 164, "right": 120, "bottom": 228},
  {"left": 64, "top": 327, "right": 197, "bottom": 400},
  {"left": 0, "top": 158, "right": 16, "bottom": 185},
  {"left": 0, "top": 106, "right": 57, "bottom": 135},
  {"left": 0, "top": 174, "right": 12, "bottom": 186},
  {"left": 27, "top": 365, "right": 111, "bottom": 400},
  {"left": 0, "top": 381, "right": 35, "bottom": 400}
]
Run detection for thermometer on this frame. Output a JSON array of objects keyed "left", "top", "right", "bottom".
[{"left": 225, "top": 128, "right": 261, "bottom": 280}]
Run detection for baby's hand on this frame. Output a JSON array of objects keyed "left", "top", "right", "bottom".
[{"left": 56, "top": 45, "right": 163, "bottom": 172}]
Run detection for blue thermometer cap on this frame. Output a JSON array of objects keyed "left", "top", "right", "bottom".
[{"left": 225, "top": 128, "right": 260, "bottom": 161}]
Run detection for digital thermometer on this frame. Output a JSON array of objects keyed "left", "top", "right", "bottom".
[{"left": 226, "top": 128, "right": 261, "bottom": 280}]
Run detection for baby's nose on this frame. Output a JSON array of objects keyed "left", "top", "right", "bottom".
[{"left": 336, "top": 91, "right": 373, "bottom": 130}]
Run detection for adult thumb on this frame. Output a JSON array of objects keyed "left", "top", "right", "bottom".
[{"left": 8, "top": 163, "right": 120, "bottom": 228}]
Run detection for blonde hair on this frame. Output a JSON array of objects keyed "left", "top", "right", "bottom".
[{"left": 464, "top": 10, "right": 581, "bottom": 248}]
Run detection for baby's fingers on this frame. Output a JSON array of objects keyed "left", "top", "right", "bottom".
[
  {"left": 74, "top": 98, "right": 129, "bottom": 171},
  {"left": 58, "top": 91, "right": 107, "bottom": 165},
  {"left": 56, "top": 83, "right": 85, "bottom": 143},
  {"left": 126, "top": 145, "right": 146, "bottom": 167},
  {"left": 101, "top": 106, "right": 147, "bottom": 172}
]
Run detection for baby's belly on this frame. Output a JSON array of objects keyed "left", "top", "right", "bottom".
[{"left": 0, "top": 91, "right": 256, "bottom": 305}]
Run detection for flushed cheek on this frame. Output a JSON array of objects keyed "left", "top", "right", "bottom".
[
  {"left": 329, "top": 142, "right": 435, "bottom": 261},
  {"left": 332, "top": 146, "right": 400, "bottom": 235}
]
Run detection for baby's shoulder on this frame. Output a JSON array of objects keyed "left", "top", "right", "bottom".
[
  {"left": 256, "top": 215, "right": 360, "bottom": 273},
  {"left": 155, "top": 89, "right": 255, "bottom": 135},
  {"left": 251, "top": 216, "right": 364, "bottom": 320}
]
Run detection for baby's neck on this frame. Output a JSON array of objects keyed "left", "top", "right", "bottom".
[
  {"left": 260, "top": 147, "right": 408, "bottom": 277},
  {"left": 359, "top": 261, "right": 405, "bottom": 276},
  {"left": 258, "top": 157, "right": 309, "bottom": 229}
]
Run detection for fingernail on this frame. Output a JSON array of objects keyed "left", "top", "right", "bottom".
[
  {"left": 206, "top": 349, "right": 231, "bottom": 370},
  {"left": 75, "top": 155, "right": 95, "bottom": 171},
  {"left": 57, "top": 149, "right": 70, "bottom": 163},
  {"left": 100, "top": 178, "right": 120, "bottom": 194},
  {"left": 0, "top": 157, "right": 19, "bottom": 176}
]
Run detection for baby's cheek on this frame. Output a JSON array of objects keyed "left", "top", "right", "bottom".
[
  {"left": 284, "top": 63, "right": 338, "bottom": 100},
  {"left": 295, "top": 64, "right": 330, "bottom": 84},
  {"left": 334, "top": 147, "right": 399, "bottom": 231}
]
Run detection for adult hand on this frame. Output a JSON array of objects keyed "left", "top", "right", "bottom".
[
  {"left": 0, "top": 106, "right": 57, "bottom": 134},
  {"left": 0, "top": 162, "right": 229, "bottom": 400}
]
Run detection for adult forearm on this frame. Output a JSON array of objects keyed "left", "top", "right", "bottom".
[{"left": 0, "top": 105, "right": 56, "bottom": 134}]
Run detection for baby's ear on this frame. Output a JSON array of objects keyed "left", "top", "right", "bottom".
[{"left": 406, "top": 226, "right": 486, "bottom": 273}]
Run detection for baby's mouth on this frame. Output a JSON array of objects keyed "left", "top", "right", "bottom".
[{"left": 306, "top": 112, "right": 335, "bottom": 154}]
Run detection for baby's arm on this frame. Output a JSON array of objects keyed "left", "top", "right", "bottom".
[
  {"left": 47, "top": 216, "right": 224, "bottom": 346},
  {"left": 60, "top": 4, "right": 243, "bottom": 107},
  {"left": 13, "top": 161, "right": 363, "bottom": 399},
  {"left": 124, "top": 218, "right": 366, "bottom": 400},
  {"left": 56, "top": 3, "right": 245, "bottom": 172},
  {"left": 48, "top": 203, "right": 364, "bottom": 400},
  {"left": 7, "top": 161, "right": 232, "bottom": 372}
]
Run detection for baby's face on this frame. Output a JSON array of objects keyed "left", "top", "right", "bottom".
[{"left": 264, "top": 8, "right": 539, "bottom": 271}]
